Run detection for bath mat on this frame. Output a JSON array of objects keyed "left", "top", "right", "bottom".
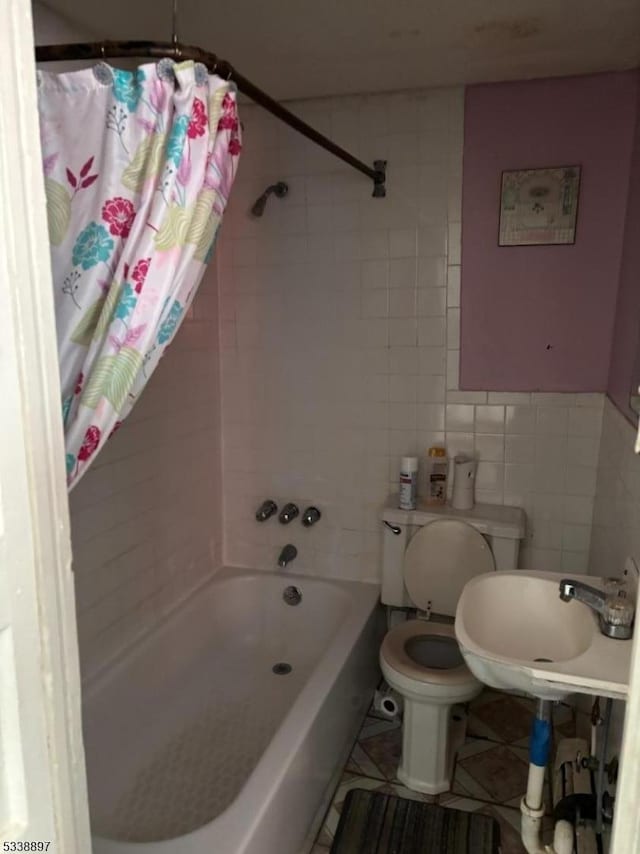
[{"left": 330, "top": 789, "right": 500, "bottom": 854}]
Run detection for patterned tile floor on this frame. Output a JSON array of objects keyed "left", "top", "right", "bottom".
[{"left": 312, "top": 689, "right": 575, "bottom": 854}]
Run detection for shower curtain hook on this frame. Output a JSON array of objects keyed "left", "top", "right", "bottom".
[{"left": 171, "top": 0, "right": 180, "bottom": 58}]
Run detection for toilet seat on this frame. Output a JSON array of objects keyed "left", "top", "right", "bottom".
[{"left": 381, "top": 620, "right": 476, "bottom": 687}]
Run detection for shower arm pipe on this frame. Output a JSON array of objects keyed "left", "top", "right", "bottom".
[{"left": 34, "top": 40, "right": 387, "bottom": 197}]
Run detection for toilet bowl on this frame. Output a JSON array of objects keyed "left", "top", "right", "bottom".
[{"left": 378, "top": 502, "right": 526, "bottom": 795}]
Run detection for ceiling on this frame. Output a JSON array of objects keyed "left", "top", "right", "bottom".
[{"left": 41, "top": 0, "right": 640, "bottom": 100}]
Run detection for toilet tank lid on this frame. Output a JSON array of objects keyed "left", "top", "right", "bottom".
[{"left": 382, "top": 497, "right": 526, "bottom": 540}]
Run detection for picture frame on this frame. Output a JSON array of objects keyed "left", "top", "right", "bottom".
[{"left": 498, "top": 165, "right": 581, "bottom": 246}]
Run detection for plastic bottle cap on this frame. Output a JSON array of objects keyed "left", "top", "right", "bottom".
[
  {"left": 428, "top": 446, "right": 447, "bottom": 457},
  {"left": 401, "top": 456, "right": 419, "bottom": 472}
]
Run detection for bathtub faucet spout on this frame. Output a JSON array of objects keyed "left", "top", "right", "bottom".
[{"left": 278, "top": 544, "right": 297, "bottom": 568}]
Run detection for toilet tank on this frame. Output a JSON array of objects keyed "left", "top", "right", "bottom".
[{"left": 381, "top": 498, "right": 526, "bottom": 608}]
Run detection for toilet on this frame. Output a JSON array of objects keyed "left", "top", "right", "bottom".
[{"left": 379, "top": 500, "right": 525, "bottom": 795}]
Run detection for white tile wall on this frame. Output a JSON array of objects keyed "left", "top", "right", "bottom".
[
  {"left": 69, "top": 264, "right": 223, "bottom": 682},
  {"left": 218, "top": 89, "right": 604, "bottom": 580},
  {"left": 589, "top": 397, "right": 640, "bottom": 577}
]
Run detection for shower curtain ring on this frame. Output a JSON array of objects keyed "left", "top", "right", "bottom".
[{"left": 171, "top": 0, "right": 180, "bottom": 59}]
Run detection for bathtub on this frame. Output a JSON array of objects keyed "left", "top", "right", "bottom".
[{"left": 84, "top": 568, "right": 382, "bottom": 854}]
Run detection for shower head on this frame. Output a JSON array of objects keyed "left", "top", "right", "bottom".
[{"left": 250, "top": 181, "right": 289, "bottom": 217}]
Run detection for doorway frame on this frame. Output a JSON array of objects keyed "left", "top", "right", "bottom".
[{"left": 3, "top": 1, "right": 640, "bottom": 851}]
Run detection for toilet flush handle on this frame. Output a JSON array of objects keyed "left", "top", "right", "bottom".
[{"left": 383, "top": 521, "right": 402, "bottom": 535}]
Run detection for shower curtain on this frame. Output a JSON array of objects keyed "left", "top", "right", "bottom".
[{"left": 38, "top": 59, "right": 241, "bottom": 488}]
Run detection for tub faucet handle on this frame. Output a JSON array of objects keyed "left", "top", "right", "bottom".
[
  {"left": 301, "top": 506, "right": 322, "bottom": 527},
  {"left": 256, "top": 499, "right": 278, "bottom": 522},
  {"left": 279, "top": 503, "right": 299, "bottom": 524}
]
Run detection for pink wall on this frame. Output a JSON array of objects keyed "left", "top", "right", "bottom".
[
  {"left": 460, "top": 72, "right": 638, "bottom": 392},
  {"left": 608, "top": 71, "right": 640, "bottom": 421}
]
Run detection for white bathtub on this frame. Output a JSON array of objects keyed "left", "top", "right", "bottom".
[{"left": 85, "top": 568, "right": 382, "bottom": 854}]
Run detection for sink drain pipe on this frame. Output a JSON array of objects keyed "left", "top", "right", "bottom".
[{"left": 521, "top": 700, "right": 573, "bottom": 854}]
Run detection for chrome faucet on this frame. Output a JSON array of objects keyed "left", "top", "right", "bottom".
[
  {"left": 559, "top": 579, "right": 608, "bottom": 609},
  {"left": 278, "top": 544, "right": 297, "bottom": 568},
  {"left": 559, "top": 579, "right": 634, "bottom": 640}
]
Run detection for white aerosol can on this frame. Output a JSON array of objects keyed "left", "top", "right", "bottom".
[{"left": 399, "top": 456, "right": 419, "bottom": 510}]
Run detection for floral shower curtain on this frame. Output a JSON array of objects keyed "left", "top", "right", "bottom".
[{"left": 38, "top": 59, "right": 241, "bottom": 489}]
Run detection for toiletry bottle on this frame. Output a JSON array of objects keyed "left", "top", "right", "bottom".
[
  {"left": 399, "top": 456, "right": 418, "bottom": 510},
  {"left": 424, "top": 446, "right": 447, "bottom": 506}
]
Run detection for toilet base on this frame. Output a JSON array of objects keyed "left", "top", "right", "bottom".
[
  {"left": 397, "top": 698, "right": 469, "bottom": 795},
  {"left": 397, "top": 765, "right": 449, "bottom": 796}
]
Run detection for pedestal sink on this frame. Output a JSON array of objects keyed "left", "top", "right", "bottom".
[{"left": 455, "top": 571, "right": 631, "bottom": 701}]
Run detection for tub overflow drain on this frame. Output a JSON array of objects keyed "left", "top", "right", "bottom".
[
  {"left": 534, "top": 657, "right": 553, "bottom": 663},
  {"left": 272, "top": 662, "right": 292, "bottom": 675},
  {"left": 283, "top": 586, "right": 302, "bottom": 606}
]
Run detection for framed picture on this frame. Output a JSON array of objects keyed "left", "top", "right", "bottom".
[{"left": 498, "top": 165, "right": 581, "bottom": 246}]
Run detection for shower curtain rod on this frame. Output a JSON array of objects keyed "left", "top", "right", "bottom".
[{"left": 35, "top": 40, "right": 387, "bottom": 197}]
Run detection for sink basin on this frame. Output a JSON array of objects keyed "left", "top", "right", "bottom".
[
  {"left": 455, "top": 571, "right": 632, "bottom": 700},
  {"left": 460, "top": 573, "right": 595, "bottom": 663}
]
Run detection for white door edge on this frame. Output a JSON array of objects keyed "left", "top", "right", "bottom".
[
  {"left": 611, "top": 621, "right": 640, "bottom": 852},
  {"left": 0, "top": 0, "right": 91, "bottom": 850}
]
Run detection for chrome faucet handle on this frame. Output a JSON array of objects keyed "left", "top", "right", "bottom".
[
  {"left": 602, "top": 594, "right": 635, "bottom": 638},
  {"left": 301, "top": 506, "right": 321, "bottom": 527},
  {"left": 279, "top": 503, "right": 299, "bottom": 524},
  {"left": 256, "top": 499, "right": 278, "bottom": 522}
]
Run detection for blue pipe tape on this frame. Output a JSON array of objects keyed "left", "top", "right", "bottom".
[{"left": 530, "top": 716, "right": 551, "bottom": 768}]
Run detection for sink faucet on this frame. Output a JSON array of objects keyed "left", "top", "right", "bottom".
[
  {"left": 278, "top": 544, "right": 297, "bottom": 568},
  {"left": 559, "top": 578, "right": 634, "bottom": 640},
  {"left": 559, "top": 579, "right": 607, "bottom": 609}
]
